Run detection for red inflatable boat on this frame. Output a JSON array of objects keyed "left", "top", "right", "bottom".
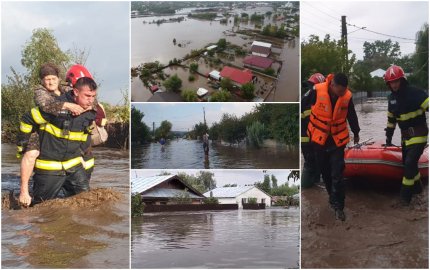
[{"left": 344, "top": 140, "right": 429, "bottom": 181}]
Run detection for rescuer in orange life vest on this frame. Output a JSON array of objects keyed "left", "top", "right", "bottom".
[
  {"left": 384, "top": 65, "right": 428, "bottom": 206},
  {"left": 301, "top": 73, "right": 326, "bottom": 188},
  {"left": 302, "top": 73, "right": 360, "bottom": 221}
]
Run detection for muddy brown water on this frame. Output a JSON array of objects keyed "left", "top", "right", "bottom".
[
  {"left": 131, "top": 139, "right": 299, "bottom": 169},
  {"left": 301, "top": 98, "right": 429, "bottom": 268},
  {"left": 1, "top": 144, "right": 130, "bottom": 268},
  {"left": 131, "top": 208, "right": 299, "bottom": 268},
  {"left": 131, "top": 6, "right": 299, "bottom": 102}
]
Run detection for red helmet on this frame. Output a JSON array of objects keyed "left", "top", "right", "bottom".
[
  {"left": 384, "top": 65, "right": 405, "bottom": 83},
  {"left": 308, "top": 73, "right": 325, "bottom": 84},
  {"left": 66, "top": 64, "right": 93, "bottom": 87}
]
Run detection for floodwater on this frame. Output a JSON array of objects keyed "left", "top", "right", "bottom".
[
  {"left": 131, "top": 6, "right": 299, "bottom": 102},
  {"left": 131, "top": 208, "right": 299, "bottom": 268},
  {"left": 131, "top": 139, "right": 299, "bottom": 169},
  {"left": 1, "top": 144, "right": 130, "bottom": 268},
  {"left": 301, "top": 98, "right": 429, "bottom": 268}
]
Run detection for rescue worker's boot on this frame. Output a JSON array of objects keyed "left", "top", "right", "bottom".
[
  {"left": 335, "top": 209, "right": 346, "bottom": 221},
  {"left": 413, "top": 179, "right": 423, "bottom": 195},
  {"left": 301, "top": 167, "right": 316, "bottom": 189},
  {"left": 400, "top": 185, "right": 414, "bottom": 206}
]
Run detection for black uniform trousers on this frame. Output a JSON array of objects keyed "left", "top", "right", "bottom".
[
  {"left": 301, "top": 143, "right": 320, "bottom": 188},
  {"left": 315, "top": 145, "right": 346, "bottom": 210},
  {"left": 32, "top": 165, "right": 89, "bottom": 205}
]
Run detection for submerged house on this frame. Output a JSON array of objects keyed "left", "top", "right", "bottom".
[
  {"left": 251, "top": 41, "right": 272, "bottom": 57},
  {"left": 243, "top": 55, "right": 274, "bottom": 70},
  {"left": 204, "top": 186, "right": 271, "bottom": 208},
  {"left": 219, "top": 66, "right": 253, "bottom": 87},
  {"left": 132, "top": 175, "right": 205, "bottom": 205}
]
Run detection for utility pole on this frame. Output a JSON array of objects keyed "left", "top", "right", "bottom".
[
  {"left": 152, "top": 122, "right": 155, "bottom": 137},
  {"left": 341, "top": 15, "right": 348, "bottom": 74},
  {"left": 203, "top": 107, "right": 207, "bottom": 126}
]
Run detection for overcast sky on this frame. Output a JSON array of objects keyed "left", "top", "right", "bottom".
[
  {"left": 131, "top": 169, "right": 299, "bottom": 187},
  {"left": 134, "top": 103, "right": 258, "bottom": 131},
  {"left": 301, "top": 1, "right": 428, "bottom": 60},
  {"left": 1, "top": 1, "right": 129, "bottom": 105}
]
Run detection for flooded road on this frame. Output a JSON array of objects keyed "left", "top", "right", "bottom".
[
  {"left": 301, "top": 98, "right": 429, "bottom": 268},
  {"left": 1, "top": 144, "right": 130, "bottom": 268},
  {"left": 131, "top": 208, "right": 299, "bottom": 268},
  {"left": 131, "top": 6, "right": 299, "bottom": 102},
  {"left": 131, "top": 139, "right": 299, "bottom": 169}
]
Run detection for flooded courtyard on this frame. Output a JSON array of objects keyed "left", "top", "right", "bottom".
[
  {"left": 131, "top": 208, "right": 299, "bottom": 268},
  {"left": 131, "top": 139, "right": 299, "bottom": 169},
  {"left": 1, "top": 144, "right": 130, "bottom": 268}
]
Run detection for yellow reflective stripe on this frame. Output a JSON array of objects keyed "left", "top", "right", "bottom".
[
  {"left": 397, "top": 108, "right": 424, "bottom": 121},
  {"left": 402, "top": 176, "right": 415, "bottom": 186},
  {"left": 35, "top": 157, "right": 83, "bottom": 171},
  {"left": 40, "top": 123, "right": 88, "bottom": 142},
  {"left": 421, "top": 97, "right": 429, "bottom": 110},
  {"left": 301, "top": 110, "right": 311, "bottom": 119},
  {"left": 387, "top": 111, "right": 394, "bottom": 118},
  {"left": 20, "top": 122, "right": 33, "bottom": 133},
  {"left": 101, "top": 118, "right": 107, "bottom": 127},
  {"left": 404, "top": 136, "right": 428, "bottom": 146},
  {"left": 387, "top": 122, "right": 395, "bottom": 128},
  {"left": 17, "top": 146, "right": 23, "bottom": 152},
  {"left": 31, "top": 107, "right": 47, "bottom": 124},
  {"left": 301, "top": 136, "right": 310, "bottom": 143},
  {"left": 84, "top": 158, "right": 95, "bottom": 170},
  {"left": 413, "top": 172, "right": 421, "bottom": 182}
]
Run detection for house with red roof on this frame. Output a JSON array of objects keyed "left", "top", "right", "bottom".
[
  {"left": 220, "top": 66, "right": 253, "bottom": 87},
  {"left": 243, "top": 55, "right": 274, "bottom": 70}
]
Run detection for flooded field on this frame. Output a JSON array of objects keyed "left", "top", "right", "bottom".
[
  {"left": 131, "top": 5, "right": 299, "bottom": 102},
  {"left": 301, "top": 98, "right": 429, "bottom": 268},
  {"left": 131, "top": 139, "right": 299, "bottom": 169},
  {"left": 1, "top": 144, "right": 130, "bottom": 268},
  {"left": 131, "top": 208, "right": 299, "bottom": 268}
]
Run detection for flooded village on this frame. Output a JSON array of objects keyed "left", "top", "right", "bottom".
[
  {"left": 131, "top": 1, "right": 299, "bottom": 102},
  {"left": 131, "top": 170, "right": 300, "bottom": 268}
]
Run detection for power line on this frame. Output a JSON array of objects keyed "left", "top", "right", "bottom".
[
  {"left": 300, "top": 8, "right": 341, "bottom": 31},
  {"left": 347, "top": 22, "right": 415, "bottom": 41},
  {"left": 302, "top": 1, "right": 340, "bottom": 22}
]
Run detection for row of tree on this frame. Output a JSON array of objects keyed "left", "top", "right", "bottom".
[{"left": 301, "top": 23, "right": 429, "bottom": 93}]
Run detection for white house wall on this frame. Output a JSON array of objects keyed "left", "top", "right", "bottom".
[{"left": 237, "top": 187, "right": 271, "bottom": 208}]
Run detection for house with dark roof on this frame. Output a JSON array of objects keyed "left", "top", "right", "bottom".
[
  {"left": 204, "top": 186, "right": 271, "bottom": 208},
  {"left": 251, "top": 41, "right": 272, "bottom": 57},
  {"left": 132, "top": 175, "right": 205, "bottom": 205},
  {"left": 219, "top": 66, "right": 253, "bottom": 86},
  {"left": 243, "top": 55, "right": 274, "bottom": 70}
]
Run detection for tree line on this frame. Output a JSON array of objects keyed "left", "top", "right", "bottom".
[{"left": 301, "top": 23, "right": 429, "bottom": 93}]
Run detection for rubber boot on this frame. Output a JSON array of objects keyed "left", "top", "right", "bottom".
[
  {"left": 400, "top": 185, "right": 413, "bottom": 206},
  {"left": 301, "top": 166, "right": 316, "bottom": 189},
  {"left": 413, "top": 179, "right": 423, "bottom": 195},
  {"left": 335, "top": 209, "right": 346, "bottom": 221}
]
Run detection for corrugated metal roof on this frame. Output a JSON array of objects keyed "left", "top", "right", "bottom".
[
  {"left": 252, "top": 41, "right": 272, "bottom": 48},
  {"left": 243, "top": 55, "right": 274, "bottom": 69},
  {"left": 143, "top": 188, "right": 204, "bottom": 199},
  {"left": 131, "top": 175, "right": 175, "bottom": 194},
  {"left": 203, "top": 186, "right": 254, "bottom": 198}
]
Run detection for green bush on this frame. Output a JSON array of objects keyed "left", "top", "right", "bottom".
[
  {"left": 246, "top": 121, "right": 265, "bottom": 148},
  {"left": 181, "top": 89, "right": 198, "bottom": 102},
  {"left": 131, "top": 193, "right": 144, "bottom": 217},
  {"left": 241, "top": 83, "right": 255, "bottom": 100},
  {"left": 188, "top": 75, "right": 195, "bottom": 82},
  {"left": 210, "top": 89, "right": 232, "bottom": 102},
  {"left": 248, "top": 197, "right": 257, "bottom": 204},
  {"left": 203, "top": 197, "right": 219, "bottom": 204}
]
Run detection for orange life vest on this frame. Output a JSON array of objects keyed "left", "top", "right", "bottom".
[{"left": 307, "top": 76, "right": 352, "bottom": 147}]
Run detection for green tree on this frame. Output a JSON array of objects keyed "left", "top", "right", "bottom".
[
  {"left": 190, "top": 122, "right": 208, "bottom": 139},
  {"left": 218, "top": 113, "right": 246, "bottom": 144},
  {"left": 171, "top": 189, "right": 192, "bottom": 204},
  {"left": 21, "top": 28, "right": 71, "bottom": 86},
  {"left": 210, "top": 89, "right": 232, "bottom": 102},
  {"left": 155, "top": 120, "right": 172, "bottom": 140},
  {"left": 131, "top": 193, "right": 145, "bottom": 217},
  {"left": 409, "top": 23, "right": 429, "bottom": 89},
  {"left": 288, "top": 171, "right": 300, "bottom": 182},
  {"left": 181, "top": 89, "right": 198, "bottom": 102},
  {"left": 363, "top": 39, "right": 401, "bottom": 69},
  {"left": 301, "top": 34, "right": 356, "bottom": 78},
  {"left": 220, "top": 77, "right": 233, "bottom": 90},
  {"left": 163, "top": 74, "right": 182, "bottom": 92},
  {"left": 261, "top": 174, "right": 271, "bottom": 193},
  {"left": 246, "top": 121, "right": 265, "bottom": 148},
  {"left": 271, "top": 175, "right": 278, "bottom": 188},
  {"left": 217, "top": 38, "right": 227, "bottom": 50},
  {"left": 189, "top": 62, "right": 199, "bottom": 73},
  {"left": 131, "top": 106, "right": 151, "bottom": 144},
  {"left": 241, "top": 83, "right": 255, "bottom": 100}
]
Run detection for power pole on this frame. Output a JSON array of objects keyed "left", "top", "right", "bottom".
[
  {"left": 341, "top": 15, "right": 348, "bottom": 74},
  {"left": 203, "top": 107, "right": 207, "bottom": 126},
  {"left": 152, "top": 122, "right": 155, "bottom": 137}
]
